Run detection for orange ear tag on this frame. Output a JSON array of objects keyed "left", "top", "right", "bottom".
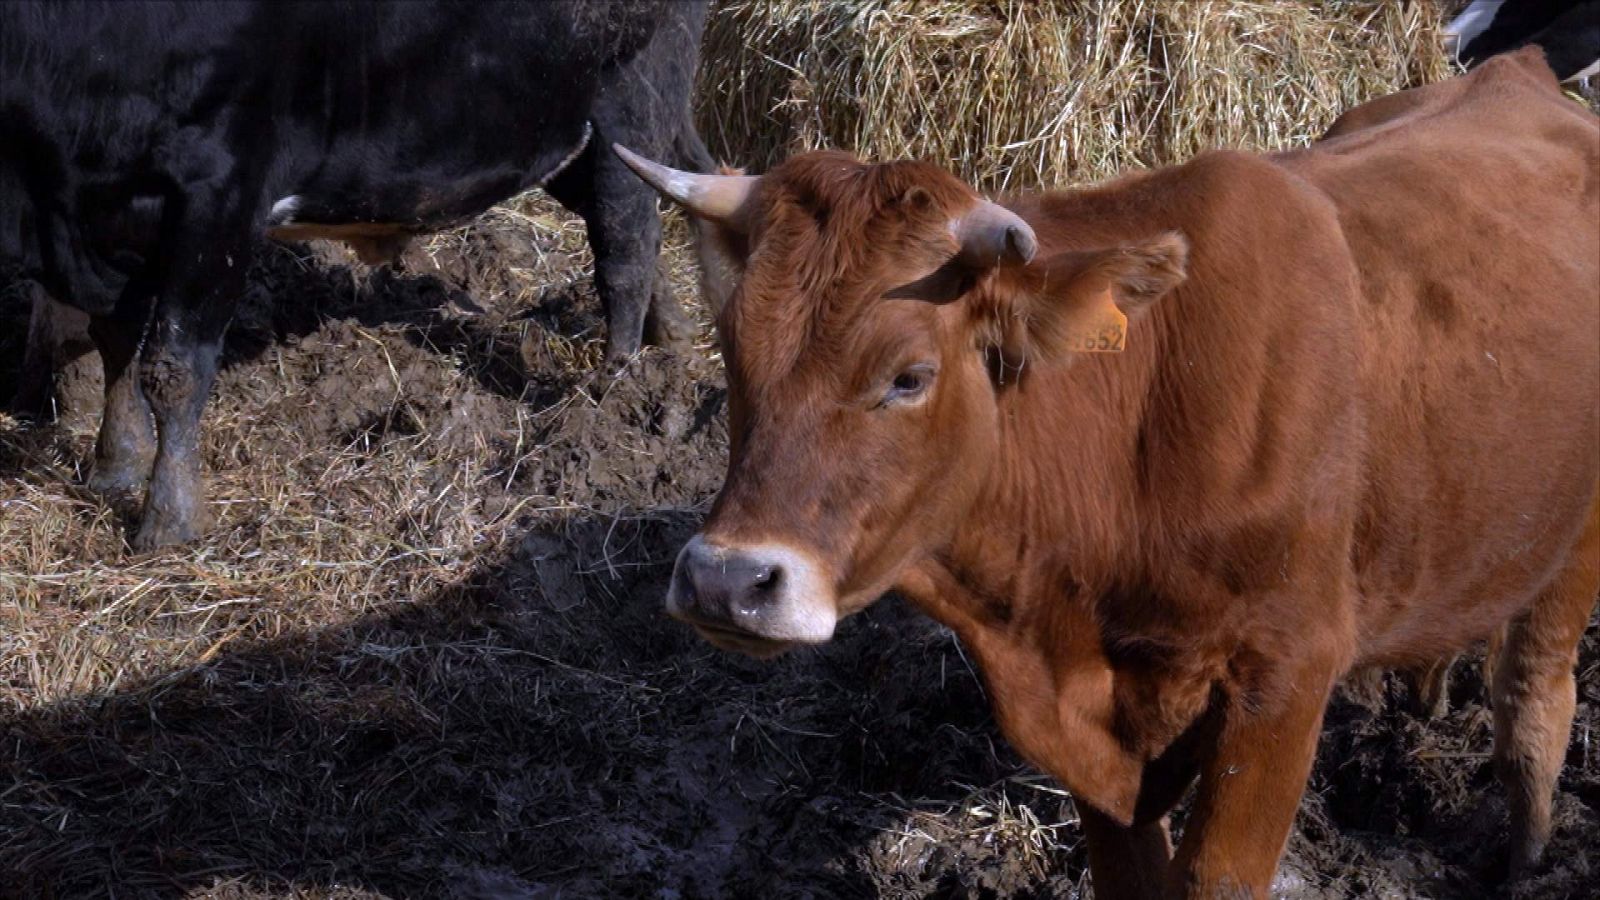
[{"left": 1058, "top": 287, "right": 1127, "bottom": 353}]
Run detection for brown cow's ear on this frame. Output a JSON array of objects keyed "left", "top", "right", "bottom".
[{"left": 980, "top": 232, "right": 1188, "bottom": 365}]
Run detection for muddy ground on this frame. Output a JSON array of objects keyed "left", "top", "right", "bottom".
[{"left": 0, "top": 196, "right": 1595, "bottom": 899}]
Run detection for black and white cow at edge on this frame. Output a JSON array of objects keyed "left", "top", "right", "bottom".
[
  {"left": 0, "top": 1, "right": 715, "bottom": 551},
  {"left": 1446, "top": 0, "right": 1600, "bottom": 82}
]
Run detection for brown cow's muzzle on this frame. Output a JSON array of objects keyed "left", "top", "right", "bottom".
[{"left": 665, "top": 535, "right": 837, "bottom": 657}]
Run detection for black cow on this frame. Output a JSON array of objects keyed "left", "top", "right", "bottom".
[
  {"left": 0, "top": 0, "right": 714, "bottom": 550},
  {"left": 1446, "top": 0, "right": 1600, "bottom": 81}
]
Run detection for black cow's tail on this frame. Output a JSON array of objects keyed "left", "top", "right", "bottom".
[{"left": 1446, "top": 0, "right": 1600, "bottom": 83}]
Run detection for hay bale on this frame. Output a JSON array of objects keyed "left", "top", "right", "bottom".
[{"left": 697, "top": 0, "right": 1456, "bottom": 191}]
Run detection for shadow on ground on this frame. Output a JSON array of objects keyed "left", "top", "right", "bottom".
[
  {"left": 0, "top": 508, "right": 1074, "bottom": 899},
  {"left": 2, "top": 504, "right": 1594, "bottom": 899}
]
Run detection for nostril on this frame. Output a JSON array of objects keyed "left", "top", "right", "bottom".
[
  {"left": 737, "top": 564, "right": 784, "bottom": 614},
  {"left": 752, "top": 565, "right": 781, "bottom": 591}
]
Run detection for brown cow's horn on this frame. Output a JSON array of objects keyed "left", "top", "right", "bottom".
[
  {"left": 952, "top": 200, "right": 1038, "bottom": 268},
  {"left": 612, "top": 143, "right": 756, "bottom": 228}
]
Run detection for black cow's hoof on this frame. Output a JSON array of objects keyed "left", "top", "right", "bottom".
[
  {"left": 130, "top": 516, "right": 201, "bottom": 553},
  {"left": 8, "top": 381, "right": 53, "bottom": 422},
  {"left": 88, "top": 465, "right": 151, "bottom": 497},
  {"left": 644, "top": 299, "right": 696, "bottom": 353},
  {"left": 600, "top": 346, "right": 638, "bottom": 376},
  {"left": 130, "top": 486, "right": 211, "bottom": 552}
]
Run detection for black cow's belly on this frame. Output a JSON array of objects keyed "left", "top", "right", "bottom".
[
  {"left": 0, "top": 0, "right": 664, "bottom": 307},
  {"left": 267, "top": 121, "right": 593, "bottom": 239}
]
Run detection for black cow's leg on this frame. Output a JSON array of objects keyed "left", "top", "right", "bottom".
[
  {"left": 14, "top": 283, "right": 93, "bottom": 420},
  {"left": 646, "top": 264, "right": 695, "bottom": 350},
  {"left": 549, "top": 147, "right": 662, "bottom": 366},
  {"left": 133, "top": 297, "right": 235, "bottom": 550},
  {"left": 86, "top": 292, "right": 157, "bottom": 496},
  {"left": 549, "top": 0, "right": 708, "bottom": 364},
  {"left": 130, "top": 210, "right": 251, "bottom": 551}
]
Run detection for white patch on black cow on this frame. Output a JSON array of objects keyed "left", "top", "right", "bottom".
[
  {"left": 268, "top": 195, "right": 301, "bottom": 226},
  {"left": 535, "top": 121, "right": 593, "bottom": 187},
  {"left": 1445, "top": 0, "right": 1600, "bottom": 83},
  {"left": 1444, "top": 0, "right": 1507, "bottom": 57}
]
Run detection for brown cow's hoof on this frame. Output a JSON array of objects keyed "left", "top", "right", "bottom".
[{"left": 1506, "top": 830, "right": 1548, "bottom": 883}]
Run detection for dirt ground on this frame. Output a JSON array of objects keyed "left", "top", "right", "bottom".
[{"left": 0, "top": 193, "right": 1595, "bottom": 899}]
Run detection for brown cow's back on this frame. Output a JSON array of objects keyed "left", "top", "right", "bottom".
[
  {"left": 991, "top": 48, "right": 1597, "bottom": 674},
  {"left": 1281, "top": 49, "right": 1599, "bottom": 665}
]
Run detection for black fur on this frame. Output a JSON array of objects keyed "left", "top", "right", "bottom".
[
  {"left": 1454, "top": 0, "right": 1600, "bottom": 82},
  {"left": 0, "top": 0, "right": 714, "bottom": 550}
]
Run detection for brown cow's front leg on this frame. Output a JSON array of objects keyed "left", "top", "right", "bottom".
[
  {"left": 1080, "top": 805, "right": 1172, "bottom": 900},
  {"left": 1168, "top": 663, "right": 1335, "bottom": 898}
]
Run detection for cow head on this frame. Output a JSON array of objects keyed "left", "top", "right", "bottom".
[{"left": 615, "top": 145, "right": 1186, "bottom": 657}]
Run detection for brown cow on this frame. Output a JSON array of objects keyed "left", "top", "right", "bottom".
[{"left": 617, "top": 47, "right": 1599, "bottom": 898}]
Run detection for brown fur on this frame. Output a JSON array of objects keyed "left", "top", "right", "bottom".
[{"left": 692, "top": 49, "right": 1598, "bottom": 897}]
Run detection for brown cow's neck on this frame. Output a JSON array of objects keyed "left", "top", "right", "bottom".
[{"left": 898, "top": 339, "right": 1192, "bottom": 825}]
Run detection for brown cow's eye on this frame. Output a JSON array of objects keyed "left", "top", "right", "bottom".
[{"left": 881, "top": 364, "right": 936, "bottom": 407}]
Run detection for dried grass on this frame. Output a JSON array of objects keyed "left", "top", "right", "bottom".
[
  {"left": 5, "top": 2, "right": 1596, "bottom": 897},
  {"left": 700, "top": 0, "right": 1456, "bottom": 189}
]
